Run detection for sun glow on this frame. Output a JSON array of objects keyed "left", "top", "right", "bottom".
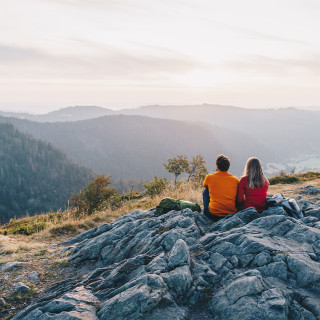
[{"left": 174, "top": 70, "right": 217, "bottom": 87}]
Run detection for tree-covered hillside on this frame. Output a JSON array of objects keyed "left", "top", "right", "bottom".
[
  {"left": 0, "top": 115, "right": 266, "bottom": 181},
  {"left": 0, "top": 123, "right": 94, "bottom": 224}
]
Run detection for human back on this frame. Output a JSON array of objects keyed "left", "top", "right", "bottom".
[
  {"left": 203, "top": 154, "right": 239, "bottom": 218},
  {"left": 237, "top": 157, "right": 268, "bottom": 213},
  {"left": 204, "top": 171, "right": 239, "bottom": 215}
]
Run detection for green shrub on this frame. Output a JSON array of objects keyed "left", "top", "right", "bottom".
[
  {"left": 71, "top": 175, "right": 118, "bottom": 215},
  {"left": 143, "top": 176, "right": 169, "bottom": 197},
  {"left": 269, "top": 175, "right": 300, "bottom": 185}
]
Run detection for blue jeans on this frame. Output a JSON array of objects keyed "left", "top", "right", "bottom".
[{"left": 203, "top": 188, "right": 224, "bottom": 222}]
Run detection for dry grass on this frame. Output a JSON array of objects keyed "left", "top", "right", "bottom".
[
  {"left": 0, "top": 235, "right": 49, "bottom": 264},
  {"left": 0, "top": 180, "right": 203, "bottom": 241},
  {"left": 269, "top": 178, "right": 320, "bottom": 199}
]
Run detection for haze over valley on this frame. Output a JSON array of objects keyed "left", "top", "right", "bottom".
[{"left": 1, "top": 104, "right": 319, "bottom": 181}]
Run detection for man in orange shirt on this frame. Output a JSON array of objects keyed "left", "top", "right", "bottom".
[{"left": 203, "top": 154, "right": 239, "bottom": 221}]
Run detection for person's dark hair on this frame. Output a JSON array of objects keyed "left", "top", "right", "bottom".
[{"left": 216, "top": 154, "right": 230, "bottom": 172}]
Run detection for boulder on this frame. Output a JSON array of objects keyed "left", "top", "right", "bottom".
[
  {"left": 167, "top": 239, "right": 190, "bottom": 269},
  {"left": 303, "top": 185, "right": 320, "bottom": 195},
  {"left": 14, "top": 282, "right": 30, "bottom": 295},
  {"left": 13, "top": 204, "right": 320, "bottom": 319}
]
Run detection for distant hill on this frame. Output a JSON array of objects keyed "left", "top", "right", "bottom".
[
  {"left": 119, "top": 104, "right": 320, "bottom": 173},
  {"left": 0, "top": 115, "right": 267, "bottom": 181},
  {"left": 0, "top": 123, "right": 94, "bottom": 224},
  {"left": 0, "top": 106, "right": 115, "bottom": 122},
  {"left": 2, "top": 104, "right": 320, "bottom": 177}
]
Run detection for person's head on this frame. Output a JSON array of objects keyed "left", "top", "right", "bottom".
[
  {"left": 244, "top": 157, "right": 267, "bottom": 189},
  {"left": 216, "top": 154, "right": 230, "bottom": 172}
]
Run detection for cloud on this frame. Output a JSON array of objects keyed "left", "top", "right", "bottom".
[
  {"left": 42, "top": 0, "right": 140, "bottom": 10},
  {"left": 0, "top": 45, "right": 44, "bottom": 61},
  {"left": 0, "top": 43, "right": 200, "bottom": 82},
  {"left": 224, "top": 54, "right": 320, "bottom": 77},
  {"left": 203, "top": 19, "right": 306, "bottom": 46}
]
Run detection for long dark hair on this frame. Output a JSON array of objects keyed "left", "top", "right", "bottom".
[{"left": 243, "top": 157, "right": 268, "bottom": 189}]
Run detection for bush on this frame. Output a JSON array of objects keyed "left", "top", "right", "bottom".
[
  {"left": 269, "top": 174, "right": 300, "bottom": 185},
  {"left": 71, "top": 175, "right": 118, "bottom": 215},
  {"left": 143, "top": 176, "right": 169, "bottom": 197}
]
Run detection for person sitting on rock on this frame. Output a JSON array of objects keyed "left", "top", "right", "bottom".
[
  {"left": 203, "top": 154, "right": 239, "bottom": 221},
  {"left": 237, "top": 157, "right": 269, "bottom": 213}
]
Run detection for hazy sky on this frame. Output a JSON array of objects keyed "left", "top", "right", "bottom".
[{"left": 1, "top": 0, "right": 320, "bottom": 113}]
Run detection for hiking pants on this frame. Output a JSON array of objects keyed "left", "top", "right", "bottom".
[{"left": 202, "top": 188, "right": 224, "bottom": 222}]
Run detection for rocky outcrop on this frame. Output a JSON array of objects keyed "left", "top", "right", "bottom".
[{"left": 13, "top": 203, "right": 320, "bottom": 320}]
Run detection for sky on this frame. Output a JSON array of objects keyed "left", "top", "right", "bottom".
[{"left": 1, "top": 0, "right": 320, "bottom": 113}]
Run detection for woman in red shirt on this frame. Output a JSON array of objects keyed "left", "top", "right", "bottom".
[{"left": 237, "top": 157, "right": 269, "bottom": 213}]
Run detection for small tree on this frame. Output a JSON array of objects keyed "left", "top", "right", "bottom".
[
  {"left": 143, "top": 176, "right": 168, "bottom": 197},
  {"left": 71, "top": 175, "right": 117, "bottom": 216},
  {"left": 163, "top": 155, "right": 189, "bottom": 185},
  {"left": 186, "top": 155, "right": 208, "bottom": 182}
]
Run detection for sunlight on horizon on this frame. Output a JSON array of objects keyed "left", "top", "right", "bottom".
[{"left": 1, "top": 0, "right": 320, "bottom": 112}]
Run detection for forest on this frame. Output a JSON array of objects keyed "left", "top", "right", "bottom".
[{"left": 0, "top": 123, "right": 94, "bottom": 224}]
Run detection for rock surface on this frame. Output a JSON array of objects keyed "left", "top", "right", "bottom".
[
  {"left": 13, "top": 204, "right": 320, "bottom": 320},
  {"left": 302, "top": 185, "right": 320, "bottom": 195},
  {"left": 13, "top": 282, "right": 30, "bottom": 295},
  {"left": 0, "top": 261, "right": 25, "bottom": 272}
]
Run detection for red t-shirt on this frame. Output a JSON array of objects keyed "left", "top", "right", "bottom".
[{"left": 237, "top": 176, "right": 268, "bottom": 213}]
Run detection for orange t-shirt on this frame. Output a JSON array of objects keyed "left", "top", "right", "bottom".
[{"left": 203, "top": 170, "right": 239, "bottom": 216}]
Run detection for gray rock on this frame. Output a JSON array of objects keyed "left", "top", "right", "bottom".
[
  {"left": 161, "top": 265, "right": 192, "bottom": 296},
  {"left": 304, "top": 208, "right": 320, "bottom": 219},
  {"left": 97, "top": 276, "right": 169, "bottom": 320},
  {"left": 289, "top": 300, "right": 316, "bottom": 320},
  {"left": 225, "top": 274, "right": 265, "bottom": 304},
  {"left": 252, "top": 251, "right": 272, "bottom": 267},
  {"left": 287, "top": 254, "right": 320, "bottom": 288},
  {"left": 146, "top": 253, "right": 168, "bottom": 273},
  {"left": 14, "top": 286, "right": 98, "bottom": 320},
  {"left": 209, "top": 252, "right": 228, "bottom": 271},
  {"left": 0, "top": 261, "right": 24, "bottom": 272},
  {"left": 260, "top": 206, "right": 287, "bottom": 217},
  {"left": 28, "top": 272, "right": 40, "bottom": 282},
  {"left": 13, "top": 207, "right": 320, "bottom": 320},
  {"left": 233, "top": 207, "right": 260, "bottom": 223},
  {"left": 258, "top": 288, "right": 289, "bottom": 320},
  {"left": 303, "top": 185, "right": 320, "bottom": 195},
  {"left": 146, "top": 305, "right": 188, "bottom": 320},
  {"left": 14, "top": 282, "right": 30, "bottom": 295},
  {"left": 264, "top": 261, "right": 288, "bottom": 280},
  {"left": 168, "top": 239, "right": 190, "bottom": 269}
]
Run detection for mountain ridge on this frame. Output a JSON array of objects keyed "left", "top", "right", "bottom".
[
  {"left": 0, "top": 114, "right": 266, "bottom": 180},
  {"left": 2, "top": 104, "right": 320, "bottom": 177}
]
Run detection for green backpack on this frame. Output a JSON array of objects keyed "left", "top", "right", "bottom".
[{"left": 155, "top": 197, "right": 201, "bottom": 216}]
